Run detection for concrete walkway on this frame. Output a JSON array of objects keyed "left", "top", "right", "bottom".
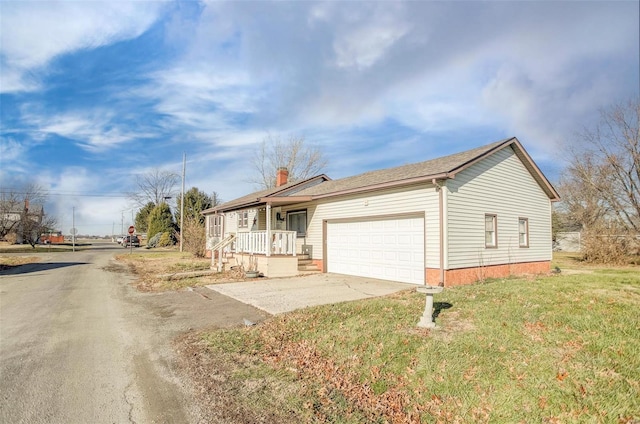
[{"left": 206, "top": 273, "right": 414, "bottom": 315}]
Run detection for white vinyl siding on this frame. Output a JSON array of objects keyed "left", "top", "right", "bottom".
[
  {"left": 282, "top": 184, "right": 439, "bottom": 267},
  {"left": 446, "top": 147, "right": 552, "bottom": 269},
  {"left": 225, "top": 212, "right": 238, "bottom": 235},
  {"left": 228, "top": 209, "right": 258, "bottom": 234}
]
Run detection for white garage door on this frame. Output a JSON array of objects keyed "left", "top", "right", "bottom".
[{"left": 326, "top": 216, "right": 425, "bottom": 284}]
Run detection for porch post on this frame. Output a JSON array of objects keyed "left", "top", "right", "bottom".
[
  {"left": 266, "top": 203, "right": 271, "bottom": 257},
  {"left": 218, "top": 213, "right": 224, "bottom": 272}
]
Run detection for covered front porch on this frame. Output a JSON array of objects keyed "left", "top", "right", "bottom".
[
  {"left": 211, "top": 230, "right": 301, "bottom": 278},
  {"left": 235, "top": 230, "right": 297, "bottom": 256},
  {"left": 205, "top": 172, "right": 318, "bottom": 277}
]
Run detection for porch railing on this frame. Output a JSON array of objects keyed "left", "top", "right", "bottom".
[{"left": 235, "top": 231, "right": 297, "bottom": 256}]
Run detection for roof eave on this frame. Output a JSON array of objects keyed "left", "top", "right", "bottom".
[
  {"left": 202, "top": 174, "right": 332, "bottom": 215},
  {"left": 258, "top": 196, "right": 313, "bottom": 205},
  {"left": 311, "top": 172, "right": 453, "bottom": 200}
]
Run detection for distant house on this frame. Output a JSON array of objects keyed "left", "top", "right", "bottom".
[
  {"left": 203, "top": 137, "right": 560, "bottom": 286},
  {"left": 0, "top": 199, "right": 44, "bottom": 244}
]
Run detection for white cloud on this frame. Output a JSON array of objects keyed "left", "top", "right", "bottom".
[
  {"left": 0, "top": 138, "right": 28, "bottom": 178},
  {"left": 332, "top": 12, "right": 411, "bottom": 70},
  {"left": 0, "top": 1, "right": 166, "bottom": 93},
  {"left": 24, "top": 110, "right": 145, "bottom": 152}
]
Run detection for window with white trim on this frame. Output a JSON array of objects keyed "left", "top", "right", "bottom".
[
  {"left": 287, "top": 210, "right": 307, "bottom": 237},
  {"left": 519, "top": 218, "right": 529, "bottom": 248},
  {"left": 238, "top": 211, "right": 249, "bottom": 228},
  {"left": 485, "top": 214, "right": 497, "bottom": 248},
  {"left": 208, "top": 215, "right": 222, "bottom": 237}
]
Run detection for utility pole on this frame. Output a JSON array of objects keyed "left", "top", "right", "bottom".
[
  {"left": 72, "top": 206, "right": 75, "bottom": 252},
  {"left": 180, "top": 152, "right": 186, "bottom": 252}
]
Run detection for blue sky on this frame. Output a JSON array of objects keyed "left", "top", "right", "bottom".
[{"left": 1, "top": 1, "right": 638, "bottom": 236}]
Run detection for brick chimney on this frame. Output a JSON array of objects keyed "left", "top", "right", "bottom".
[
  {"left": 24, "top": 199, "right": 29, "bottom": 211},
  {"left": 276, "top": 167, "right": 289, "bottom": 187}
]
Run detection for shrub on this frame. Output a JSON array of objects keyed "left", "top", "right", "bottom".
[
  {"left": 5, "top": 232, "right": 17, "bottom": 244},
  {"left": 180, "top": 216, "right": 206, "bottom": 258},
  {"left": 582, "top": 226, "right": 639, "bottom": 265},
  {"left": 147, "top": 203, "right": 175, "bottom": 241},
  {"left": 158, "top": 231, "right": 174, "bottom": 247},
  {"left": 146, "top": 232, "right": 163, "bottom": 249}
]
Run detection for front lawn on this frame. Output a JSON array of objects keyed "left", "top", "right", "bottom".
[
  {"left": 115, "top": 251, "right": 246, "bottom": 291},
  {"left": 186, "top": 269, "right": 640, "bottom": 423}
]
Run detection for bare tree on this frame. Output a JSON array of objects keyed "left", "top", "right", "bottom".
[
  {"left": 558, "top": 98, "right": 640, "bottom": 262},
  {"left": 0, "top": 183, "right": 50, "bottom": 242},
  {"left": 127, "top": 168, "right": 180, "bottom": 208},
  {"left": 556, "top": 150, "right": 611, "bottom": 231},
  {"left": 249, "top": 135, "right": 328, "bottom": 189},
  {"left": 210, "top": 191, "right": 222, "bottom": 208},
  {"left": 561, "top": 98, "right": 639, "bottom": 232},
  {"left": 22, "top": 213, "right": 57, "bottom": 248}
]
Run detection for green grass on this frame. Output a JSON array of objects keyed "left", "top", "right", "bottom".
[
  {"left": 199, "top": 271, "right": 640, "bottom": 423},
  {"left": 0, "top": 244, "right": 90, "bottom": 253}
]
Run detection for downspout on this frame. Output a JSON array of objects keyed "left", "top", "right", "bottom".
[{"left": 432, "top": 179, "right": 446, "bottom": 287}]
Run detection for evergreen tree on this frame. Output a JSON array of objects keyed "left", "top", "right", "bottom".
[
  {"left": 147, "top": 202, "right": 175, "bottom": 240},
  {"left": 174, "top": 188, "right": 213, "bottom": 229},
  {"left": 135, "top": 202, "right": 155, "bottom": 233}
]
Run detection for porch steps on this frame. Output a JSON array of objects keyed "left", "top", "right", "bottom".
[
  {"left": 212, "top": 234, "right": 235, "bottom": 252},
  {"left": 297, "top": 254, "right": 320, "bottom": 272}
]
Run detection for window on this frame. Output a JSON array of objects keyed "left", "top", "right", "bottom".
[
  {"left": 519, "top": 218, "right": 529, "bottom": 247},
  {"left": 287, "top": 210, "right": 307, "bottom": 237},
  {"left": 485, "top": 214, "right": 497, "bottom": 248},
  {"left": 209, "top": 215, "right": 222, "bottom": 237},
  {"left": 238, "top": 211, "right": 249, "bottom": 228}
]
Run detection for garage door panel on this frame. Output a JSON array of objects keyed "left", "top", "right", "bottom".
[{"left": 327, "top": 216, "right": 424, "bottom": 285}]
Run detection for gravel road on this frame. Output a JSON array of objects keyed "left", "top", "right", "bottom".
[{"left": 0, "top": 243, "right": 268, "bottom": 423}]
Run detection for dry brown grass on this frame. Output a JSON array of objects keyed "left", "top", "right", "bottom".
[
  {"left": 115, "top": 251, "right": 249, "bottom": 292},
  {"left": 0, "top": 255, "right": 40, "bottom": 271}
]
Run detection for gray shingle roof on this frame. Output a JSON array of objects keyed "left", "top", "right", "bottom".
[
  {"left": 206, "top": 137, "right": 558, "bottom": 214},
  {"left": 203, "top": 175, "right": 329, "bottom": 213},
  {"left": 296, "top": 139, "right": 510, "bottom": 196}
]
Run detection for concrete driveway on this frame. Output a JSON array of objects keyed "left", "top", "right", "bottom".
[{"left": 206, "top": 273, "right": 414, "bottom": 315}]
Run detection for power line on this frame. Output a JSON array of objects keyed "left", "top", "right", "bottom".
[{"left": 0, "top": 190, "right": 127, "bottom": 198}]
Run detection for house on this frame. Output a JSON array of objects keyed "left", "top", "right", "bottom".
[
  {"left": 203, "top": 137, "right": 560, "bottom": 286},
  {"left": 0, "top": 199, "right": 44, "bottom": 244}
]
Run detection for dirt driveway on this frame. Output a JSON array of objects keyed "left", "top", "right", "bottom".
[{"left": 206, "top": 273, "right": 414, "bottom": 314}]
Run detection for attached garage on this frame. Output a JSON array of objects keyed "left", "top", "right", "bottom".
[{"left": 325, "top": 215, "right": 425, "bottom": 284}]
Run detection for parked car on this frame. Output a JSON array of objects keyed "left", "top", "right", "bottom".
[
  {"left": 116, "top": 236, "right": 124, "bottom": 244},
  {"left": 122, "top": 235, "right": 140, "bottom": 247}
]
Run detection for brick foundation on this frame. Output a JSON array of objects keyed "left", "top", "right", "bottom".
[
  {"left": 426, "top": 268, "right": 443, "bottom": 285},
  {"left": 312, "top": 259, "right": 324, "bottom": 271},
  {"left": 426, "top": 261, "right": 551, "bottom": 287}
]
